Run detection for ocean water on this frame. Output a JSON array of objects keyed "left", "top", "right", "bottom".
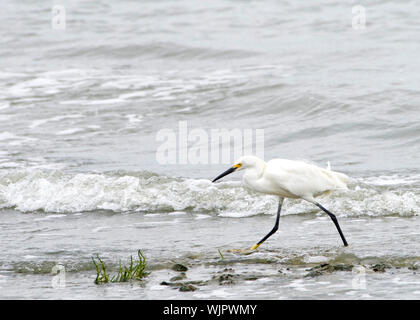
[{"left": 0, "top": 0, "right": 419, "bottom": 299}]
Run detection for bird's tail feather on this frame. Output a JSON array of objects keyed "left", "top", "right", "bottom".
[
  {"left": 332, "top": 171, "right": 349, "bottom": 188},
  {"left": 325, "top": 161, "right": 348, "bottom": 188}
]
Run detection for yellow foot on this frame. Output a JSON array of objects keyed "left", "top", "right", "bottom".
[{"left": 249, "top": 243, "right": 261, "bottom": 250}]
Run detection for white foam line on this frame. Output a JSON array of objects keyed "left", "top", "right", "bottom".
[
  {"left": 29, "top": 114, "right": 84, "bottom": 128},
  {"left": 55, "top": 128, "right": 85, "bottom": 135},
  {"left": 0, "top": 102, "right": 10, "bottom": 110}
]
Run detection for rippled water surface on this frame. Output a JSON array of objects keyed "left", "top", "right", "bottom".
[{"left": 0, "top": 0, "right": 419, "bottom": 299}]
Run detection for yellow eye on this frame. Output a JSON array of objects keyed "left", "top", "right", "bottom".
[{"left": 233, "top": 163, "right": 242, "bottom": 168}]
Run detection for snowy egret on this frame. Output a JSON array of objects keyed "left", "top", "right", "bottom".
[{"left": 212, "top": 155, "right": 349, "bottom": 250}]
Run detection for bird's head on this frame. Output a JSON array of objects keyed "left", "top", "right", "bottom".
[{"left": 212, "top": 155, "right": 262, "bottom": 182}]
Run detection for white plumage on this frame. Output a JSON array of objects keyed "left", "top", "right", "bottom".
[{"left": 240, "top": 156, "right": 348, "bottom": 202}]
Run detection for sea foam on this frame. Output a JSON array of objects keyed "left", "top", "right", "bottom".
[{"left": 0, "top": 169, "right": 418, "bottom": 216}]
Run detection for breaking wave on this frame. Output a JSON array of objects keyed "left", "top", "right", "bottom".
[{"left": 0, "top": 169, "right": 418, "bottom": 217}]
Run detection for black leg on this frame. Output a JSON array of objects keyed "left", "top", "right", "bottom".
[
  {"left": 250, "top": 198, "right": 284, "bottom": 250},
  {"left": 315, "top": 202, "right": 348, "bottom": 247}
]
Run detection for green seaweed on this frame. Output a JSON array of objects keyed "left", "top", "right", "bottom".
[
  {"left": 92, "top": 254, "right": 110, "bottom": 284},
  {"left": 92, "top": 250, "right": 148, "bottom": 284},
  {"left": 218, "top": 248, "right": 225, "bottom": 260}
]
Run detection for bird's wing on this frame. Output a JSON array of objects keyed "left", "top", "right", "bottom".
[{"left": 265, "top": 159, "right": 348, "bottom": 198}]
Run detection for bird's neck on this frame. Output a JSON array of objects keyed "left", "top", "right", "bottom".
[{"left": 243, "top": 160, "right": 266, "bottom": 182}]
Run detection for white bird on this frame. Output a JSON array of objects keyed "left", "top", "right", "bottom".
[{"left": 212, "top": 155, "right": 349, "bottom": 251}]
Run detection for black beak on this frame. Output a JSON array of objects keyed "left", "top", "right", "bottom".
[{"left": 212, "top": 167, "right": 237, "bottom": 182}]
